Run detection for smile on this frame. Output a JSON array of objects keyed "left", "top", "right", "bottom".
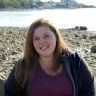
[{"left": 40, "top": 46, "right": 49, "bottom": 50}]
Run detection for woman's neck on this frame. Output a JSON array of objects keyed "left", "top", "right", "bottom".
[
  {"left": 39, "top": 56, "right": 54, "bottom": 70},
  {"left": 39, "top": 56, "right": 61, "bottom": 75}
]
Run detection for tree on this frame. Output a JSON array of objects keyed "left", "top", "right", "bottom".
[{"left": 0, "top": 0, "right": 5, "bottom": 8}]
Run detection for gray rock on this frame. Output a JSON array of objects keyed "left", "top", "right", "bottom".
[
  {"left": 91, "top": 45, "right": 96, "bottom": 53},
  {"left": 89, "top": 35, "right": 96, "bottom": 39}
]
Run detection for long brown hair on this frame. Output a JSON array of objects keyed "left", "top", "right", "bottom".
[{"left": 15, "top": 18, "right": 69, "bottom": 87}]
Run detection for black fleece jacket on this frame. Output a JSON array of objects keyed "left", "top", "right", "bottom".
[{"left": 4, "top": 52, "right": 95, "bottom": 96}]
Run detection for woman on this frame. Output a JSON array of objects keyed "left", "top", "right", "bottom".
[{"left": 5, "top": 18, "right": 95, "bottom": 96}]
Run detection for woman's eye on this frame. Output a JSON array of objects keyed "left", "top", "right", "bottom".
[
  {"left": 34, "top": 37, "right": 39, "bottom": 40},
  {"left": 44, "top": 35, "right": 50, "bottom": 38}
]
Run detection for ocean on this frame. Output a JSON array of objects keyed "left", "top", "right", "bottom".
[{"left": 0, "top": 8, "right": 96, "bottom": 32}]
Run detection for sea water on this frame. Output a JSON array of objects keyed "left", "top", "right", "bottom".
[{"left": 0, "top": 8, "right": 96, "bottom": 32}]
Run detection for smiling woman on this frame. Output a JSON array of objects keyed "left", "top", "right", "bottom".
[
  {"left": 5, "top": 18, "right": 95, "bottom": 96},
  {"left": 33, "top": 26, "right": 57, "bottom": 58}
]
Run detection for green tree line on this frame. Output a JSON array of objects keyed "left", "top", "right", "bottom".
[{"left": 0, "top": 0, "right": 44, "bottom": 9}]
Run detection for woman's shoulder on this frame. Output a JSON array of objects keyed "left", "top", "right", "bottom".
[
  {"left": 14, "top": 58, "right": 24, "bottom": 67},
  {"left": 62, "top": 51, "right": 94, "bottom": 77},
  {"left": 62, "top": 51, "right": 89, "bottom": 67},
  {"left": 15, "top": 58, "right": 24, "bottom": 65},
  {"left": 62, "top": 50, "right": 81, "bottom": 59},
  {"left": 10, "top": 58, "right": 25, "bottom": 75}
]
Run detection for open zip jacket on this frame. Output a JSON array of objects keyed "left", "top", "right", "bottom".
[{"left": 4, "top": 52, "right": 95, "bottom": 96}]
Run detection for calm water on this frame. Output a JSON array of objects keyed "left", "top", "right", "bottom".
[{"left": 0, "top": 8, "right": 96, "bottom": 32}]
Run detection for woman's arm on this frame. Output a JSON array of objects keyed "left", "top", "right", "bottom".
[
  {"left": 4, "top": 64, "right": 23, "bottom": 96},
  {"left": 75, "top": 52, "right": 95, "bottom": 96}
]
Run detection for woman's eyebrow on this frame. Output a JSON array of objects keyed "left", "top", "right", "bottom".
[
  {"left": 33, "top": 35, "right": 39, "bottom": 38},
  {"left": 43, "top": 32, "right": 50, "bottom": 35}
]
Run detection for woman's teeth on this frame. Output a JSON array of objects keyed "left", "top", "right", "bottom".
[{"left": 40, "top": 46, "right": 48, "bottom": 50}]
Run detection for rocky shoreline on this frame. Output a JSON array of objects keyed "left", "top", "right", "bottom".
[
  {"left": 0, "top": 27, "right": 96, "bottom": 95},
  {"left": 0, "top": 26, "right": 96, "bottom": 78}
]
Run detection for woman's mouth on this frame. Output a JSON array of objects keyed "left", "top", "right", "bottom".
[{"left": 40, "top": 46, "right": 49, "bottom": 50}]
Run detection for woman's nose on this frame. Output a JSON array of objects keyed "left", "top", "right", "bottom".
[{"left": 39, "top": 38, "right": 45, "bottom": 44}]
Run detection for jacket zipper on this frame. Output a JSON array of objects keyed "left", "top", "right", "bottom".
[
  {"left": 26, "top": 63, "right": 38, "bottom": 96},
  {"left": 62, "top": 56, "right": 76, "bottom": 96}
]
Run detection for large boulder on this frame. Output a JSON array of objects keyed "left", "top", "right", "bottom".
[
  {"left": 91, "top": 45, "right": 96, "bottom": 53},
  {"left": 75, "top": 26, "right": 87, "bottom": 30},
  {"left": 89, "top": 35, "right": 96, "bottom": 40},
  {"left": 79, "top": 26, "right": 87, "bottom": 30}
]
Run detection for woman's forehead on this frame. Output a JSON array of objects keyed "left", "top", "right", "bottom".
[
  {"left": 34, "top": 26, "right": 52, "bottom": 35},
  {"left": 35, "top": 25, "right": 50, "bottom": 31}
]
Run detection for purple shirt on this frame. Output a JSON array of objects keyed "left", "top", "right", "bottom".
[{"left": 28, "top": 64, "right": 73, "bottom": 96}]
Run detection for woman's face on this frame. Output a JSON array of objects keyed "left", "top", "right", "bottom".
[{"left": 33, "top": 26, "right": 56, "bottom": 58}]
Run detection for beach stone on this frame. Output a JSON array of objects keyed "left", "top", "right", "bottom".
[
  {"left": 0, "top": 43, "right": 5, "bottom": 52},
  {"left": 82, "top": 34, "right": 87, "bottom": 39},
  {"left": 75, "top": 26, "right": 79, "bottom": 30},
  {"left": 79, "top": 26, "right": 87, "bottom": 30},
  {"left": 8, "top": 30, "right": 13, "bottom": 34},
  {"left": 74, "top": 34, "right": 79, "bottom": 37},
  {"left": 74, "top": 26, "right": 87, "bottom": 30},
  {"left": 1, "top": 54, "right": 6, "bottom": 60},
  {"left": 91, "top": 45, "right": 96, "bottom": 53},
  {"left": 89, "top": 35, "right": 96, "bottom": 40},
  {"left": 11, "top": 51, "right": 17, "bottom": 55}
]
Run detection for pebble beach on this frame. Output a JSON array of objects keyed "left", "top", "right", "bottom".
[{"left": 0, "top": 27, "right": 96, "bottom": 95}]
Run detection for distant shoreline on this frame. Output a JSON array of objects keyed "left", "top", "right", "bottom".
[
  {"left": 0, "top": 7, "right": 96, "bottom": 11},
  {"left": 0, "top": 26, "right": 96, "bottom": 33}
]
